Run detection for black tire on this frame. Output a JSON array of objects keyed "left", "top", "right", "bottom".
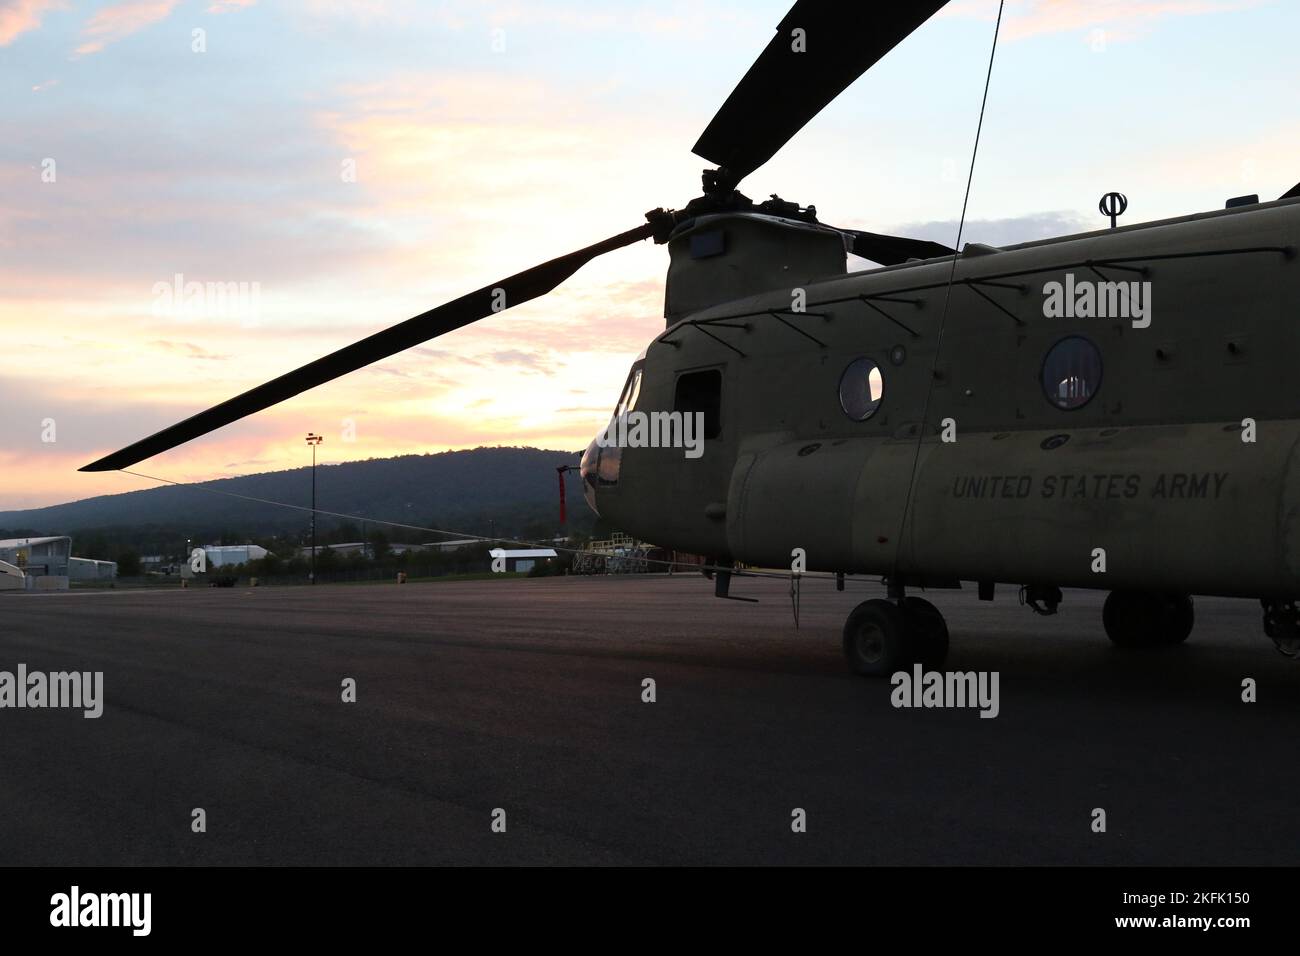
[
  {"left": 1160, "top": 593, "right": 1194, "bottom": 643},
  {"left": 843, "top": 599, "right": 907, "bottom": 677},
  {"left": 1104, "top": 591, "right": 1194, "bottom": 647},
  {"left": 1104, "top": 591, "right": 1155, "bottom": 647},
  {"left": 903, "top": 596, "right": 950, "bottom": 668}
]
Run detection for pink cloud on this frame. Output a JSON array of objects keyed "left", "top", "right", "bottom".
[
  {"left": 945, "top": 0, "right": 1270, "bottom": 42},
  {"left": 0, "top": 0, "right": 64, "bottom": 46},
  {"left": 73, "top": 0, "right": 178, "bottom": 56}
]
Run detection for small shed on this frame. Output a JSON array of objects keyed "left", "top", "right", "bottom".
[{"left": 488, "top": 548, "right": 558, "bottom": 574}]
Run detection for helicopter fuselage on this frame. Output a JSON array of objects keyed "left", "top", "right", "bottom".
[{"left": 585, "top": 197, "right": 1300, "bottom": 601}]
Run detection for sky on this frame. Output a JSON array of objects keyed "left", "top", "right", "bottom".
[{"left": 2, "top": 0, "right": 1298, "bottom": 509}]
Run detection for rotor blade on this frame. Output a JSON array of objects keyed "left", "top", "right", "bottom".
[
  {"left": 1282, "top": 182, "right": 1300, "bottom": 200},
  {"left": 81, "top": 223, "right": 654, "bottom": 472},
  {"left": 692, "top": 0, "right": 950, "bottom": 186},
  {"left": 846, "top": 229, "right": 954, "bottom": 266}
]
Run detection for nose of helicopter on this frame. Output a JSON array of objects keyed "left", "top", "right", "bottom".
[
  {"left": 579, "top": 429, "right": 625, "bottom": 517},
  {"left": 579, "top": 436, "right": 601, "bottom": 515}
]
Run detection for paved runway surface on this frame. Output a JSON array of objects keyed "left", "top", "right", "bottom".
[{"left": 1, "top": 575, "right": 1297, "bottom": 865}]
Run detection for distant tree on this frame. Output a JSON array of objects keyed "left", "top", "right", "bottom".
[
  {"left": 521, "top": 519, "right": 556, "bottom": 543},
  {"left": 590, "top": 515, "right": 615, "bottom": 541},
  {"left": 528, "top": 557, "right": 562, "bottom": 577},
  {"left": 79, "top": 533, "right": 110, "bottom": 561},
  {"left": 116, "top": 550, "right": 141, "bottom": 576},
  {"left": 1, "top": 447, "right": 611, "bottom": 556},
  {"left": 256, "top": 551, "right": 281, "bottom": 577},
  {"left": 368, "top": 529, "right": 390, "bottom": 561}
]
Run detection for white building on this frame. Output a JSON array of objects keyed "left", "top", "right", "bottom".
[
  {"left": 299, "top": 542, "right": 368, "bottom": 558},
  {"left": 488, "top": 548, "right": 558, "bottom": 573},
  {"left": 430, "top": 538, "right": 484, "bottom": 552},
  {"left": 0, "top": 559, "right": 24, "bottom": 591},
  {"left": 68, "top": 557, "right": 118, "bottom": 580},
  {"left": 203, "top": 544, "right": 270, "bottom": 568},
  {"left": 390, "top": 539, "right": 482, "bottom": 555},
  {"left": 0, "top": 537, "right": 130, "bottom": 588},
  {"left": 0, "top": 536, "right": 70, "bottom": 575}
]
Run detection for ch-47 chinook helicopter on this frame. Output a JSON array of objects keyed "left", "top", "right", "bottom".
[{"left": 85, "top": 1, "right": 1300, "bottom": 676}]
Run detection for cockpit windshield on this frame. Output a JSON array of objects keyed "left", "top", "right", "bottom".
[
  {"left": 581, "top": 359, "right": 645, "bottom": 507},
  {"left": 616, "top": 363, "right": 643, "bottom": 417}
]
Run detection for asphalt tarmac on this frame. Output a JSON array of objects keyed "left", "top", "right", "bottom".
[{"left": 1, "top": 575, "right": 1297, "bottom": 865}]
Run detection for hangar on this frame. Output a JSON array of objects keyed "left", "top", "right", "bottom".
[
  {"left": 0, "top": 538, "right": 121, "bottom": 589},
  {"left": 0, "top": 537, "right": 72, "bottom": 589},
  {"left": 0, "top": 560, "right": 23, "bottom": 591}
]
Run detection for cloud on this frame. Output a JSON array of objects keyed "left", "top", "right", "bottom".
[
  {"left": 151, "top": 340, "right": 231, "bottom": 361},
  {"left": 945, "top": 0, "right": 1271, "bottom": 43},
  {"left": 0, "top": 126, "right": 385, "bottom": 294},
  {"left": 208, "top": 0, "right": 256, "bottom": 12},
  {"left": 291, "top": 0, "right": 760, "bottom": 35},
  {"left": 73, "top": 0, "right": 178, "bottom": 56},
  {"left": 19, "top": 1, "right": 1286, "bottom": 511},
  {"left": 0, "top": 0, "right": 64, "bottom": 46},
  {"left": 0, "top": 371, "right": 269, "bottom": 459},
  {"left": 554, "top": 405, "right": 614, "bottom": 415},
  {"left": 474, "top": 1, "right": 760, "bottom": 34},
  {"left": 890, "top": 212, "right": 1096, "bottom": 249},
  {"left": 299, "top": 0, "right": 403, "bottom": 29},
  {"left": 412, "top": 347, "right": 484, "bottom": 367},
  {"left": 484, "top": 349, "right": 554, "bottom": 374},
  {"left": 843, "top": 213, "right": 1097, "bottom": 269}
]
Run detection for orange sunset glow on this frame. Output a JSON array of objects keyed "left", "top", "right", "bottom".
[{"left": 3, "top": 0, "right": 1296, "bottom": 509}]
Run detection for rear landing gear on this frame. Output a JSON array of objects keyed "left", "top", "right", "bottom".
[
  {"left": 1103, "top": 591, "right": 1194, "bottom": 647},
  {"left": 1261, "top": 599, "right": 1300, "bottom": 659},
  {"left": 843, "top": 596, "right": 949, "bottom": 677}
]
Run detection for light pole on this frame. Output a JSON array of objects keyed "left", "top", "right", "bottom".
[{"left": 306, "top": 433, "right": 323, "bottom": 584}]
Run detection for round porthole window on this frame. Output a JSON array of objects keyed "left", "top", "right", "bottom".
[
  {"left": 1041, "top": 336, "right": 1102, "bottom": 411},
  {"left": 839, "top": 357, "right": 884, "bottom": 421}
]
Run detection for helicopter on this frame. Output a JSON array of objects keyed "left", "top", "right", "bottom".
[{"left": 83, "top": 1, "right": 1300, "bottom": 676}]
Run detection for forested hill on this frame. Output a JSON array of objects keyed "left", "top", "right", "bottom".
[{"left": 0, "top": 447, "right": 585, "bottom": 542}]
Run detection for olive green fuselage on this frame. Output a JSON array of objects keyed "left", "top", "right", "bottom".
[{"left": 588, "top": 199, "right": 1300, "bottom": 599}]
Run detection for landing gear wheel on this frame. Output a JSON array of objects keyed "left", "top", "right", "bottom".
[
  {"left": 1103, "top": 591, "right": 1194, "bottom": 647},
  {"left": 1261, "top": 600, "right": 1300, "bottom": 658},
  {"left": 842, "top": 597, "right": 949, "bottom": 677},
  {"left": 1162, "top": 594, "right": 1195, "bottom": 644},
  {"left": 843, "top": 599, "right": 906, "bottom": 677},
  {"left": 903, "top": 596, "right": 950, "bottom": 669}
]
